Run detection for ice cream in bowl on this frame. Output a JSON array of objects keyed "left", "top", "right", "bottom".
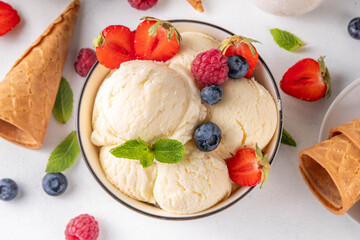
[{"left": 77, "top": 19, "right": 283, "bottom": 220}]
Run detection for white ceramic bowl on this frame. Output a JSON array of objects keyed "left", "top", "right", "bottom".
[
  {"left": 251, "top": 0, "right": 325, "bottom": 16},
  {"left": 77, "top": 20, "right": 283, "bottom": 220}
]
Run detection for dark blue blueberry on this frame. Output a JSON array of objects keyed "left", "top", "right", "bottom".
[
  {"left": 194, "top": 122, "right": 222, "bottom": 152},
  {"left": 42, "top": 173, "right": 68, "bottom": 196},
  {"left": 201, "top": 84, "right": 223, "bottom": 105},
  {"left": 0, "top": 178, "right": 18, "bottom": 201},
  {"left": 227, "top": 55, "right": 249, "bottom": 79},
  {"left": 348, "top": 17, "right": 360, "bottom": 39}
]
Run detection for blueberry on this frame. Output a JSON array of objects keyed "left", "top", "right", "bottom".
[
  {"left": 0, "top": 178, "right": 18, "bottom": 201},
  {"left": 42, "top": 173, "right": 68, "bottom": 196},
  {"left": 201, "top": 85, "right": 223, "bottom": 105},
  {"left": 348, "top": 17, "right": 360, "bottom": 40},
  {"left": 227, "top": 55, "right": 249, "bottom": 79},
  {"left": 194, "top": 122, "right": 222, "bottom": 152}
]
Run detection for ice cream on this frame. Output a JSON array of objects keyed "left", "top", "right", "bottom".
[
  {"left": 251, "top": 0, "right": 324, "bottom": 16},
  {"left": 207, "top": 78, "right": 277, "bottom": 159},
  {"left": 153, "top": 144, "right": 232, "bottom": 214},
  {"left": 91, "top": 60, "right": 206, "bottom": 146},
  {"left": 167, "top": 32, "right": 220, "bottom": 71}
]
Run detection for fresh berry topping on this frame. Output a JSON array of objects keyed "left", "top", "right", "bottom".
[
  {"left": 227, "top": 55, "right": 249, "bottom": 79},
  {"left": 74, "top": 48, "right": 97, "bottom": 77},
  {"left": 128, "top": 0, "right": 158, "bottom": 10},
  {"left": 220, "top": 35, "right": 260, "bottom": 78},
  {"left": 194, "top": 122, "right": 222, "bottom": 152},
  {"left": 191, "top": 48, "right": 229, "bottom": 85},
  {"left": 280, "top": 56, "right": 331, "bottom": 102},
  {"left": 0, "top": 178, "right": 18, "bottom": 201},
  {"left": 227, "top": 145, "right": 270, "bottom": 188},
  {"left": 93, "top": 25, "right": 136, "bottom": 69},
  {"left": 65, "top": 214, "right": 99, "bottom": 240},
  {"left": 348, "top": 17, "right": 360, "bottom": 40},
  {"left": 0, "top": 1, "right": 20, "bottom": 36},
  {"left": 200, "top": 84, "right": 223, "bottom": 105},
  {"left": 134, "top": 17, "right": 181, "bottom": 62},
  {"left": 42, "top": 173, "right": 68, "bottom": 196}
]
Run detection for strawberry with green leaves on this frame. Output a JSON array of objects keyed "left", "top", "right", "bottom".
[
  {"left": 134, "top": 16, "right": 181, "bottom": 62},
  {"left": 227, "top": 145, "right": 270, "bottom": 188},
  {"left": 220, "top": 35, "right": 260, "bottom": 78}
]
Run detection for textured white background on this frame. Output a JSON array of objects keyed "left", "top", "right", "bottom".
[{"left": 1, "top": 0, "right": 360, "bottom": 239}]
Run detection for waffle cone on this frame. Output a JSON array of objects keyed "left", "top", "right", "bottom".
[
  {"left": 299, "top": 118, "right": 360, "bottom": 215},
  {"left": 186, "top": 0, "right": 204, "bottom": 12},
  {"left": 0, "top": 0, "right": 80, "bottom": 149}
]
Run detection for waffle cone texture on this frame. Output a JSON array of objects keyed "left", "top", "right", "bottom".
[
  {"left": 0, "top": 0, "right": 80, "bottom": 149},
  {"left": 299, "top": 117, "right": 360, "bottom": 215},
  {"left": 186, "top": 0, "right": 204, "bottom": 12}
]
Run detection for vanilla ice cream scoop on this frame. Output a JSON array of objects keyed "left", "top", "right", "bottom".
[
  {"left": 207, "top": 78, "right": 277, "bottom": 159},
  {"left": 167, "top": 32, "right": 220, "bottom": 71},
  {"left": 251, "top": 0, "right": 324, "bottom": 16},
  {"left": 91, "top": 60, "right": 206, "bottom": 146},
  {"left": 100, "top": 145, "right": 158, "bottom": 204},
  {"left": 153, "top": 144, "right": 232, "bottom": 214}
]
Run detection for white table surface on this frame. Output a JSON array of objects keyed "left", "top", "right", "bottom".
[{"left": 1, "top": 0, "right": 360, "bottom": 239}]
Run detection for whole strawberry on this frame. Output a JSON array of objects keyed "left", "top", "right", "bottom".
[
  {"left": 280, "top": 56, "right": 331, "bottom": 101},
  {"left": 128, "top": 0, "right": 158, "bottom": 10},
  {"left": 227, "top": 145, "right": 270, "bottom": 188},
  {"left": 0, "top": 1, "right": 20, "bottom": 36},
  {"left": 65, "top": 214, "right": 99, "bottom": 240}
]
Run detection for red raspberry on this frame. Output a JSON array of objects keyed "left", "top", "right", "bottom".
[
  {"left": 65, "top": 214, "right": 99, "bottom": 240},
  {"left": 74, "top": 48, "right": 97, "bottom": 77},
  {"left": 128, "top": 0, "right": 158, "bottom": 10},
  {"left": 191, "top": 48, "right": 229, "bottom": 85}
]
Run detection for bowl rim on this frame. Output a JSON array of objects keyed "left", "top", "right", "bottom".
[{"left": 76, "top": 19, "right": 283, "bottom": 221}]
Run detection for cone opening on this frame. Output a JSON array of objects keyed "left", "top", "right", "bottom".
[
  {"left": 0, "top": 119, "right": 38, "bottom": 148},
  {"left": 300, "top": 155, "right": 343, "bottom": 211}
]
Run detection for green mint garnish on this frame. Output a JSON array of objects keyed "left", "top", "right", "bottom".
[
  {"left": 111, "top": 138, "right": 185, "bottom": 168},
  {"left": 53, "top": 77, "right": 74, "bottom": 124},
  {"left": 46, "top": 131, "right": 80, "bottom": 173},
  {"left": 281, "top": 129, "right": 297, "bottom": 147},
  {"left": 270, "top": 28, "right": 305, "bottom": 52}
]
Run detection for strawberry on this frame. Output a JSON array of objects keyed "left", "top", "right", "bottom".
[
  {"left": 134, "top": 16, "right": 181, "bottom": 62},
  {"left": 280, "top": 56, "right": 331, "bottom": 102},
  {"left": 227, "top": 145, "right": 270, "bottom": 188},
  {"left": 93, "top": 25, "right": 136, "bottom": 69},
  {"left": 219, "top": 35, "right": 260, "bottom": 78},
  {"left": 0, "top": 1, "right": 20, "bottom": 36}
]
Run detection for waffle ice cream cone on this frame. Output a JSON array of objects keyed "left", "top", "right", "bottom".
[
  {"left": 186, "top": 0, "right": 204, "bottom": 12},
  {"left": 299, "top": 118, "right": 360, "bottom": 215},
  {"left": 0, "top": 0, "right": 80, "bottom": 149}
]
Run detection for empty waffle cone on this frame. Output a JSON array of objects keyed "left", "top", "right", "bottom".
[
  {"left": 299, "top": 118, "right": 360, "bottom": 215},
  {"left": 186, "top": 0, "right": 204, "bottom": 12},
  {"left": 0, "top": 0, "right": 80, "bottom": 149}
]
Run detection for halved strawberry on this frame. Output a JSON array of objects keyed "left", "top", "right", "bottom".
[
  {"left": 227, "top": 145, "right": 270, "bottom": 188},
  {"left": 0, "top": 1, "right": 20, "bottom": 36},
  {"left": 93, "top": 25, "right": 136, "bottom": 69},
  {"left": 219, "top": 35, "right": 260, "bottom": 78},
  {"left": 134, "top": 16, "right": 181, "bottom": 62},
  {"left": 280, "top": 56, "right": 331, "bottom": 102}
]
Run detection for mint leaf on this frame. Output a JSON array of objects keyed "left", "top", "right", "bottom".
[
  {"left": 53, "top": 77, "right": 74, "bottom": 124},
  {"left": 110, "top": 138, "right": 150, "bottom": 160},
  {"left": 140, "top": 151, "right": 155, "bottom": 168},
  {"left": 153, "top": 139, "right": 185, "bottom": 164},
  {"left": 270, "top": 28, "right": 304, "bottom": 52},
  {"left": 281, "top": 129, "right": 297, "bottom": 147},
  {"left": 46, "top": 131, "right": 80, "bottom": 173}
]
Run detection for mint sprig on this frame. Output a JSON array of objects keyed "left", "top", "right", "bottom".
[
  {"left": 53, "top": 77, "right": 74, "bottom": 124},
  {"left": 270, "top": 28, "right": 304, "bottom": 52},
  {"left": 281, "top": 129, "right": 297, "bottom": 147},
  {"left": 46, "top": 131, "right": 80, "bottom": 173},
  {"left": 110, "top": 138, "right": 185, "bottom": 168}
]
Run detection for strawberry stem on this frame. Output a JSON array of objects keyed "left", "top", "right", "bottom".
[
  {"left": 92, "top": 32, "right": 104, "bottom": 48},
  {"left": 318, "top": 56, "right": 331, "bottom": 99}
]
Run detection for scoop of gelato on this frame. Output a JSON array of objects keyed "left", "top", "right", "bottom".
[{"left": 251, "top": 0, "right": 324, "bottom": 16}]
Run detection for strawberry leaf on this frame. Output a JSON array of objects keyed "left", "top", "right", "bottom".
[
  {"left": 270, "top": 28, "right": 305, "bottom": 52},
  {"left": 53, "top": 77, "right": 73, "bottom": 124},
  {"left": 318, "top": 56, "right": 331, "bottom": 98},
  {"left": 281, "top": 129, "right": 296, "bottom": 147}
]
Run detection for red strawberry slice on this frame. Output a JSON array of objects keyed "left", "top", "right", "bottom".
[
  {"left": 93, "top": 25, "right": 136, "bottom": 69},
  {"left": 220, "top": 35, "right": 260, "bottom": 78},
  {"left": 0, "top": 1, "right": 20, "bottom": 36},
  {"left": 280, "top": 56, "right": 331, "bottom": 102},
  {"left": 134, "top": 17, "right": 181, "bottom": 62},
  {"left": 227, "top": 145, "right": 270, "bottom": 188}
]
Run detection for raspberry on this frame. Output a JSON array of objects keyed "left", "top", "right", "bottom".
[
  {"left": 74, "top": 48, "right": 97, "bottom": 77},
  {"left": 65, "top": 214, "right": 99, "bottom": 240},
  {"left": 128, "top": 0, "right": 158, "bottom": 10},
  {"left": 191, "top": 48, "right": 229, "bottom": 85}
]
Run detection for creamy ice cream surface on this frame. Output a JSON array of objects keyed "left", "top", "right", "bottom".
[
  {"left": 207, "top": 78, "right": 277, "bottom": 159},
  {"left": 251, "top": 0, "right": 324, "bottom": 16}
]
